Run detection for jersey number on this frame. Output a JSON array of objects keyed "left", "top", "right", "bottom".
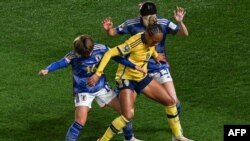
[{"left": 86, "top": 64, "right": 97, "bottom": 74}]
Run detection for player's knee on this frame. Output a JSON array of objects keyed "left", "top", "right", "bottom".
[
  {"left": 75, "top": 114, "right": 87, "bottom": 125},
  {"left": 122, "top": 110, "right": 134, "bottom": 121},
  {"left": 169, "top": 98, "right": 176, "bottom": 105},
  {"left": 163, "top": 96, "right": 175, "bottom": 106}
]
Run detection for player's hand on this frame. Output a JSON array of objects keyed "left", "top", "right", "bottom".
[
  {"left": 87, "top": 73, "right": 100, "bottom": 86},
  {"left": 174, "top": 6, "right": 186, "bottom": 22},
  {"left": 38, "top": 69, "right": 49, "bottom": 76},
  {"left": 135, "top": 65, "right": 147, "bottom": 74},
  {"left": 102, "top": 17, "right": 113, "bottom": 31},
  {"left": 155, "top": 53, "right": 166, "bottom": 64}
]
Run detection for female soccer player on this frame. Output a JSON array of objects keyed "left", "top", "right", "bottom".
[
  {"left": 88, "top": 19, "right": 192, "bottom": 141},
  {"left": 102, "top": 1, "right": 188, "bottom": 116},
  {"left": 38, "top": 35, "right": 144, "bottom": 141}
]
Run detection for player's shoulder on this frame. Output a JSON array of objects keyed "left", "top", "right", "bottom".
[
  {"left": 129, "top": 32, "right": 143, "bottom": 40},
  {"left": 64, "top": 51, "right": 76, "bottom": 60},
  {"left": 126, "top": 32, "right": 143, "bottom": 46},
  {"left": 157, "top": 16, "right": 171, "bottom": 26},
  {"left": 93, "top": 43, "right": 107, "bottom": 50},
  {"left": 124, "top": 17, "right": 141, "bottom": 26},
  {"left": 93, "top": 43, "right": 108, "bottom": 54}
]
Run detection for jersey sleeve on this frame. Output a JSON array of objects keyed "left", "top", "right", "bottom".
[
  {"left": 151, "top": 48, "right": 158, "bottom": 58},
  {"left": 46, "top": 52, "right": 74, "bottom": 72},
  {"left": 115, "top": 21, "right": 129, "bottom": 35},
  {"left": 95, "top": 47, "right": 120, "bottom": 76},
  {"left": 112, "top": 56, "right": 136, "bottom": 69},
  {"left": 167, "top": 21, "right": 180, "bottom": 35},
  {"left": 116, "top": 42, "right": 132, "bottom": 56},
  {"left": 104, "top": 46, "right": 135, "bottom": 69}
]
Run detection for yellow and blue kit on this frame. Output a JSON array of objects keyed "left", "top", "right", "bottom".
[
  {"left": 116, "top": 16, "right": 179, "bottom": 73},
  {"left": 96, "top": 32, "right": 158, "bottom": 81},
  {"left": 96, "top": 32, "right": 158, "bottom": 93}
]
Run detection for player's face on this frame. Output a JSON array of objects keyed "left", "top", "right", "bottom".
[{"left": 145, "top": 32, "right": 163, "bottom": 47}]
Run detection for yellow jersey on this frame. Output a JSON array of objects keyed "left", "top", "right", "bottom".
[{"left": 96, "top": 32, "right": 158, "bottom": 82}]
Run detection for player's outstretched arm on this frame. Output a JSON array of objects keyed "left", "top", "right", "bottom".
[
  {"left": 102, "top": 17, "right": 117, "bottom": 36},
  {"left": 38, "top": 58, "right": 69, "bottom": 76},
  {"left": 174, "top": 6, "right": 189, "bottom": 36}
]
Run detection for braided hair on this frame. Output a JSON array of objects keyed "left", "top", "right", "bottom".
[{"left": 145, "top": 15, "right": 163, "bottom": 36}]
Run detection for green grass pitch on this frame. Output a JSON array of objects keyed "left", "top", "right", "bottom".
[{"left": 0, "top": 0, "right": 249, "bottom": 141}]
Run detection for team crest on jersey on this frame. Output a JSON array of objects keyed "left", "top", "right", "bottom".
[{"left": 122, "top": 45, "right": 130, "bottom": 53}]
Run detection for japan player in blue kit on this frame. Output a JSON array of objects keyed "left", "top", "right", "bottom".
[
  {"left": 38, "top": 35, "right": 144, "bottom": 141},
  {"left": 101, "top": 1, "right": 190, "bottom": 141}
]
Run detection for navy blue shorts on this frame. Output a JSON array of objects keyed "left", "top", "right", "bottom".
[{"left": 115, "top": 75, "right": 153, "bottom": 94}]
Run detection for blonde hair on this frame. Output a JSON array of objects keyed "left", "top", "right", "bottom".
[{"left": 142, "top": 14, "right": 157, "bottom": 27}]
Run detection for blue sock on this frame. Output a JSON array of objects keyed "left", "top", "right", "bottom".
[
  {"left": 123, "top": 121, "right": 133, "bottom": 140},
  {"left": 177, "top": 101, "right": 181, "bottom": 115},
  {"left": 65, "top": 121, "right": 83, "bottom": 141}
]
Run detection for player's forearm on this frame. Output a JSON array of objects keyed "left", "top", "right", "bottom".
[
  {"left": 112, "top": 56, "right": 136, "bottom": 69},
  {"left": 46, "top": 59, "right": 68, "bottom": 72},
  {"left": 177, "top": 21, "right": 188, "bottom": 36},
  {"left": 106, "top": 28, "right": 118, "bottom": 36}
]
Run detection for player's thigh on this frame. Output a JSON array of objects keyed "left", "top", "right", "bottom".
[
  {"left": 162, "top": 81, "right": 178, "bottom": 102},
  {"left": 107, "top": 96, "right": 121, "bottom": 113},
  {"left": 142, "top": 79, "right": 175, "bottom": 106},
  {"left": 74, "top": 93, "right": 95, "bottom": 124},
  {"left": 95, "top": 88, "right": 117, "bottom": 108},
  {"left": 119, "top": 89, "right": 136, "bottom": 120}
]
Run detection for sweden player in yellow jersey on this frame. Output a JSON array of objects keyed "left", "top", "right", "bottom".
[
  {"left": 112, "top": 32, "right": 158, "bottom": 82},
  {"left": 88, "top": 18, "right": 191, "bottom": 141}
]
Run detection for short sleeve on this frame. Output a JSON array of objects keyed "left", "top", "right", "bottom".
[
  {"left": 116, "top": 43, "right": 132, "bottom": 56},
  {"left": 64, "top": 51, "right": 76, "bottom": 63},
  {"left": 115, "top": 21, "right": 129, "bottom": 35},
  {"left": 167, "top": 21, "right": 180, "bottom": 35}
]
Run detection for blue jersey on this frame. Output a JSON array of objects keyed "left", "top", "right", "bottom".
[
  {"left": 66, "top": 43, "right": 110, "bottom": 94},
  {"left": 46, "top": 43, "right": 136, "bottom": 95},
  {"left": 115, "top": 16, "right": 179, "bottom": 73}
]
